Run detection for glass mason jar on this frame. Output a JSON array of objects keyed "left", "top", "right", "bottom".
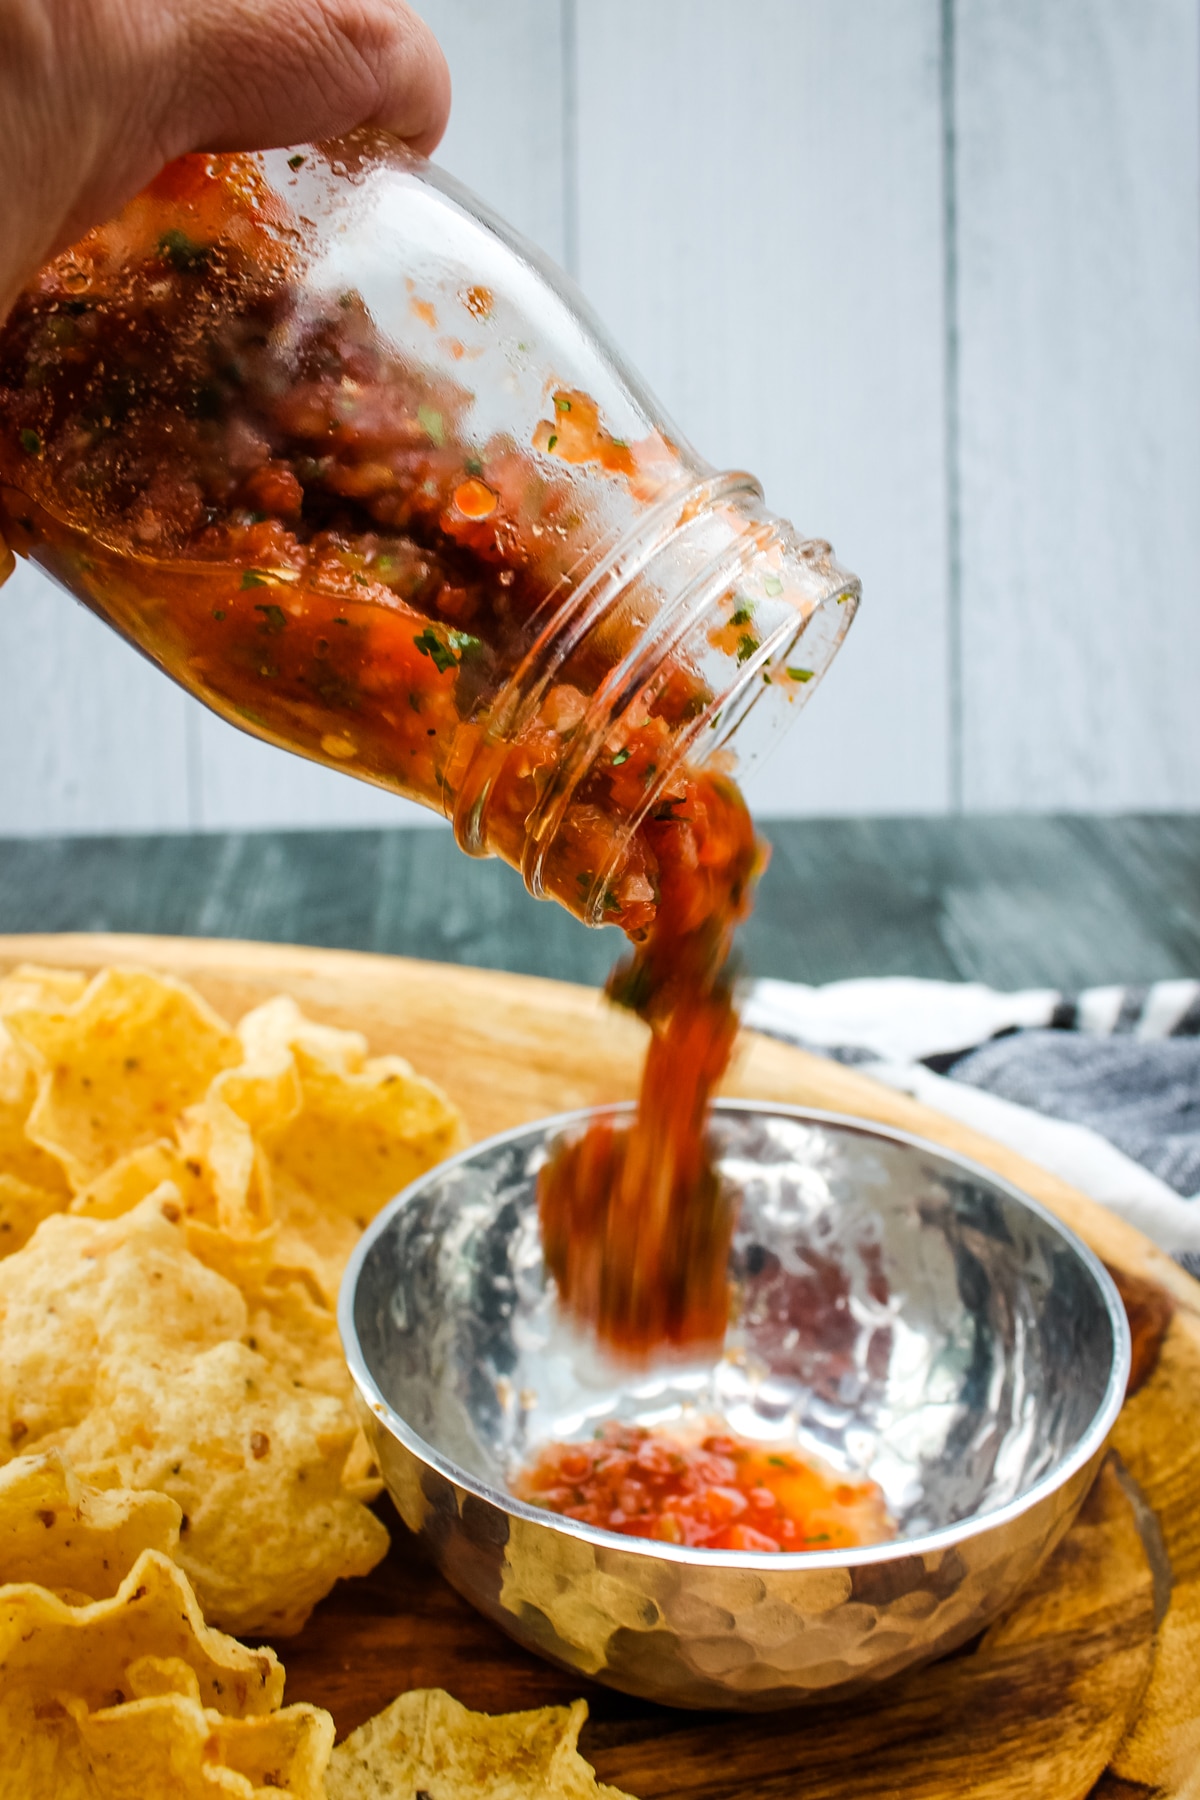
[{"left": 0, "top": 133, "right": 859, "bottom": 932}]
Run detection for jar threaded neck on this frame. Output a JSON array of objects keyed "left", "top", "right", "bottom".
[{"left": 449, "top": 473, "right": 860, "bottom": 922}]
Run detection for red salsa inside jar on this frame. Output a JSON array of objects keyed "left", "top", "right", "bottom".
[
  {"left": 513, "top": 1422, "right": 893, "bottom": 1553},
  {"left": 0, "top": 147, "right": 789, "bottom": 1359}
]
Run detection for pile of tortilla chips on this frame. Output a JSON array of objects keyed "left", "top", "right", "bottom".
[
  {"left": 0, "top": 962, "right": 470, "bottom": 1635},
  {"left": 0, "top": 962, "right": 632, "bottom": 1798},
  {"left": 0, "top": 1453, "right": 628, "bottom": 1797}
]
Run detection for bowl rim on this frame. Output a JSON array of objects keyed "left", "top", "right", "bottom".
[{"left": 339, "top": 1099, "right": 1132, "bottom": 1571}]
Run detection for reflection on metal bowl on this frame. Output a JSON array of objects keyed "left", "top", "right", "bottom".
[{"left": 340, "top": 1103, "right": 1130, "bottom": 1711}]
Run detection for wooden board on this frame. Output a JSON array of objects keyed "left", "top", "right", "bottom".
[{"left": 2, "top": 931, "right": 1198, "bottom": 1799}]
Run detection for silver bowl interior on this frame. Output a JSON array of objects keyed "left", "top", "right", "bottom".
[{"left": 346, "top": 1103, "right": 1128, "bottom": 1552}]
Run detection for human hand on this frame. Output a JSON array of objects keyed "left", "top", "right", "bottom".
[
  {"left": 0, "top": 0, "right": 450, "bottom": 580},
  {"left": 0, "top": 0, "right": 449, "bottom": 314}
]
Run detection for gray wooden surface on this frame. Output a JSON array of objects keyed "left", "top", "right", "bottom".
[
  {"left": 3, "top": 815, "right": 1197, "bottom": 992},
  {"left": 3, "top": 0, "right": 1198, "bottom": 835}
]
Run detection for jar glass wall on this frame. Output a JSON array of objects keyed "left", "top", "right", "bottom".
[{"left": 0, "top": 133, "right": 858, "bottom": 935}]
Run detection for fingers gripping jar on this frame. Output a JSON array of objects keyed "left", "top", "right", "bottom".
[{"left": 0, "top": 133, "right": 859, "bottom": 939}]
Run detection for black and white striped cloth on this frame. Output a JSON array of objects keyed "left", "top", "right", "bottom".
[
  {"left": 992, "top": 980, "right": 1200, "bottom": 1044},
  {"left": 742, "top": 977, "right": 1200, "bottom": 1273}
]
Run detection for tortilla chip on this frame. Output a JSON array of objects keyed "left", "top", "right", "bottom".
[
  {"left": 185, "top": 1217, "right": 283, "bottom": 1293},
  {"left": 243, "top": 1278, "right": 353, "bottom": 1402},
  {"left": 0, "top": 1192, "right": 247, "bottom": 1449},
  {"left": 0, "top": 1451, "right": 180, "bottom": 1599},
  {"left": 0, "top": 1194, "right": 385, "bottom": 1633},
  {"left": 177, "top": 1056, "right": 301, "bottom": 1235},
  {"left": 0, "top": 1683, "right": 331, "bottom": 1798},
  {"left": 74, "top": 1153, "right": 279, "bottom": 1292},
  {"left": 214, "top": 1052, "right": 306, "bottom": 1138},
  {"left": 0, "top": 964, "right": 88, "bottom": 1015},
  {"left": 0, "top": 1547, "right": 283, "bottom": 1714},
  {"left": 69, "top": 1140, "right": 213, "bottom": 1222},
  {"left": 65, "top": 1692, "right": 334, "bottom": 1799},
  {"left": 207, "top": 1706, "right": 335, "bottom": 1798},
  {"left": 326, "top": 1689, "right": 634, "bottom": 1800},
  {"left": 70, "top": 1135, "right": 280, "bottom": 1291},
  {"left": 155, "top": 994, "right": 466, "bottom": 1299},
  {"left": 0, "top": 1171, "right": 66, "bottom": 1257},
  {"left": 237, "top": 994, "right": 369, "bottom": 1077},
  {"left": 0, "top": 1025, "right": 73, "bottom": 1199},
  {"left": 116, "top": 1658, "right": 334, "bottom": 1793},
  {"left": 268, "top": 1212, "right": 357, "bottom": 1312},
  {"left": 173, "top": 1091, "right": 274, "bottom": 1240},
  {"left": 68, "top": 1338, "right": 388, "bottom": 1638},
  {"left": 275, "top": 1049, "right": 467, "bottom": 1222},
  {"left": 267, "top": 1049, "right": 466, "bottom": 1302},
  {"left": 6, "top": 967, "right": 242, "bottom": 1188},
  {"left": 339, "top": 1430, "right": 385, "bottom": 1505}
]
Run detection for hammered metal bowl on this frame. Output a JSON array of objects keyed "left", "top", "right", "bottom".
[{"left": 340, "top": 1103, "right": 1130, "bottom": 1710}]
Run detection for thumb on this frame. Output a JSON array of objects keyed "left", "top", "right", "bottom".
[
  {"left": 2, "top": 0, "right": 451, "bottom": 292},
  {"left": 161, "top": 0, "right": 451, "bottom": 157}
]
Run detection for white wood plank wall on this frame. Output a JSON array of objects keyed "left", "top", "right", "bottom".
[
  {"left": 0, "top": 0, "right": 1197, "bottom": 834},
  {"left": 955, "top": 0, "right": 1200, "bottom": 812}
]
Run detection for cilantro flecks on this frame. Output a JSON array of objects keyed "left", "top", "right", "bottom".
[
  {"left": 417, "top": 404, "right": 445, "bottom": 447},
  {"left": 240, "top": 569, "right": 270, "bottom": 589},
  {"left": 730, "top": 601, "right": 754, "bottom": 626},
  {"left": 414, "top": 627, "right": 455, "bottom": 673},
  {"left": 736, "top": 633, "right": 759, "bottom": 664},
  {"left": 158, "top": 229, "right": 209, "bottom": 274},
  {"left": 611, "top": 747, "right": 631, "bottom": 766},
  {"left": 287, "top": 153, "right": 306, "bottom": 170},
  {"left": 255, "top": 603, "right": 288, "bottom": 635},
  {"left": 413, "top": 626, "right": 481, "bottom": 675},
  {"left": 18, "top": 429, "right": 41, "bottom": 456},
  {"left": 787, "top": 667, "right": 814, "bottom": 683},
  {"left": 764, "top": 575, "right": 783, "bottom": 597},
  {"left": 554, "top": 395, "right": 572, "bottom": 413}
]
